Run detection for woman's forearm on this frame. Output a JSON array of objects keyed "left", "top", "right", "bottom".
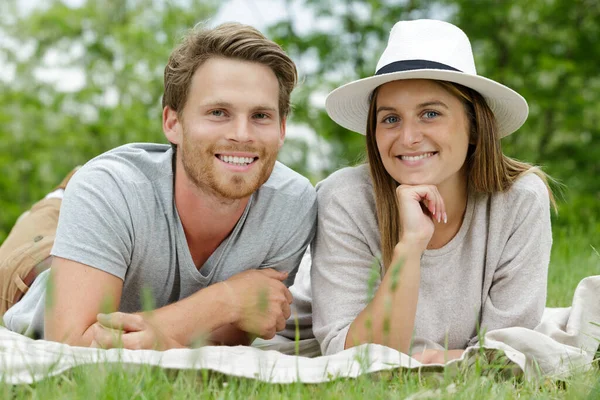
[{"left": 345, "top": 242, "right": 422, "bottom": 353}]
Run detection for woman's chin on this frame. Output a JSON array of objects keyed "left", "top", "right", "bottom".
[{"left": 396, "top": 177, "right": 435, "bottom": 186}]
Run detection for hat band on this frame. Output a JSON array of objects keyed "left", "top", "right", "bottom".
[{"left": 376, "top": 59, "right": 461, "bottom": 75}]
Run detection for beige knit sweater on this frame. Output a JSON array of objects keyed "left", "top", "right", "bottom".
[{"left": 311, "top": 164, "right": 552, "bottom": 355}]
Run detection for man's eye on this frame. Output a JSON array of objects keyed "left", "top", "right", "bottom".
[
  {"left": 211, "top": 110, "right": 225, "bottom": 117},
  {"left": 254, "top": 113, "right": 268, "bottom": 119}
]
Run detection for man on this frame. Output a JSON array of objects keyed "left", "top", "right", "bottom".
[{"left": 0, "top": 22, "right": 317, "bottom": 350}]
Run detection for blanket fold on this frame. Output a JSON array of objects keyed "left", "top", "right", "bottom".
[{"left": 1, "top": 276, "right": 598, "bottom": 384}]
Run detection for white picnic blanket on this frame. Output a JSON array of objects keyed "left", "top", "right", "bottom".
[{"left": 1, "top": 275, "right": 598, "bottom": 385}]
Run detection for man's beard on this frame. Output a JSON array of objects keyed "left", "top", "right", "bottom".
[{"left": 179, "top": 133, "right": 279, "bottom": 200}]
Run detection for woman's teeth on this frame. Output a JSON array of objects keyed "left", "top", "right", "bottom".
[{"left": 400, "top": 152, "right": 435, "bottom": 161}]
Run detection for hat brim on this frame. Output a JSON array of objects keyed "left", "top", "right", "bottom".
[{"left": 325, "top": 69, "right": 528, "bottom": 137}]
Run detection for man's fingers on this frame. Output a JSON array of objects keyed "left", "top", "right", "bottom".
[
  {"left": 275, "top": 314, "right": 286, "bottom": 332},
  {"left": 259, "top": 327, "right": 276, "bottom": 340},
  {"left": 97, "top": 312, "right": 145, "bottom": 332},
  {"left": 92, "top": 323, "right": 124, "bottom": 349},
  {"left": 258, "top": 268, "right": 289, "bottom": 281},
  {"left": 93, "top": 323, "right": 154, "bottom": 350},
  {"left": 283, "top": 286, "right": 293, "bottom": 304},
  {"left": 120, "top": 331, "right": 150, "bottom": 350},
  {"left": 281, "top": 298, "right": 291, "bottom": 320}
]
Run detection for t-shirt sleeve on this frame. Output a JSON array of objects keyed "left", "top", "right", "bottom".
[
  {"left": 311, "top": 180, "right": 381, "bottom": 356},
  {"left": 51, "top": 163, "right": 135, "bottom": 280},
  {"left": 468, "top": 174, "right": 552, "bottom": 346},
  {"left": 260, "top": 183, "right": 317, "bottom": 287}
]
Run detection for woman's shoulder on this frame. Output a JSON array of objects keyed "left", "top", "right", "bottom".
[
  {"left": 489, "top": 171, "right": 551, "bottom": 211},
  {"left": 315, "top": 164, "right": 373, "bottom": 198},
  {"left": 314, "top": 164, "right": 379, "bottom": 235}
]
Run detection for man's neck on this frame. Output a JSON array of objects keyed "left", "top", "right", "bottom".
[{"left": 173, "top": 158, "right": 251, "bottom": 268}]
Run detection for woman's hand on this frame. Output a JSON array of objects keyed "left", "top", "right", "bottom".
[
  {"left": 395, "top": 184, "right": 446, "bottom": 251},
  {"left": 412, "top": 349, "right": 465, "bottom": 364}
]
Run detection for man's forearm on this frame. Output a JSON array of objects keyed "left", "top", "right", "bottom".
[{"left": 145, "top": 282, "right": 237, "bottom": 346}]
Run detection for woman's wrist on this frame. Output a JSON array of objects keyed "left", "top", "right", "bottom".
[{"left": 395, "top": 237, "right": 428, "bottom": 256}]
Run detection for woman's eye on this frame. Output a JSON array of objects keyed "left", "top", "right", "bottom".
[
  {"left": 423, "top": 111, "right": 439, "bottom": 119},
  {"left": 383, "top": 116, "right": 399, "bottom": 124}
]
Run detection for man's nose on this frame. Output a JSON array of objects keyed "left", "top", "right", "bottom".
[{"left": 227, "top": 118, "right": 252, "bottom": 142}]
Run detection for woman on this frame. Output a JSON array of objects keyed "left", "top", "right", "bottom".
[{"left": 311, "top": 19, "right": 554, "bottom": 363}]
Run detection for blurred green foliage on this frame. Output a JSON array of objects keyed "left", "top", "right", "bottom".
[
  {"left": 0, "top": 0, "right": 598, "bottom": 243},
  {"left": 0, "top": 0, "right": 217, "bottom": 241},
  {"left": 270, "top": 0, "right": 599, "bottom": 237}
]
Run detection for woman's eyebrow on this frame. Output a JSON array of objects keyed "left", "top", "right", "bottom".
[
  {"left": 376, "top": 106, "right": 396, "bottom": 115},
  {"left": 418, "top": 101, "right": 448, "bottom": 109}
]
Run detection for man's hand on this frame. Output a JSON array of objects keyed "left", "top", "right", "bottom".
[
  {"left": 222, "top": 269, "right": 292, "bottom": 340},
  {"left": 412, "top": 349, "right": 465, "bottom": 364},
  {"left": 91, "top": 312, "right": 184, "bottom": 350}
]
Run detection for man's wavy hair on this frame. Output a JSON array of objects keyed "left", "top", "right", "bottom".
[{"left": 163, "top": 22, "right": 297, "bottom": 150}]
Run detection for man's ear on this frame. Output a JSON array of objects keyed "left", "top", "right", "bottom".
[
  {"left": 163, "top": 106, "right": 182, "bottom": 145},
  {"left": 278, "top": 117, "right": 287, "bottom": 149}
]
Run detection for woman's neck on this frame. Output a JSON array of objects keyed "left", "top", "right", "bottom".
[{"left": 427, "top": 171, "right": 469, "bottom": 250}]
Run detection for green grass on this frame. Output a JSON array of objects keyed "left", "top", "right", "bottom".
[
  {"left": 1, "top": 223, "right": 598, "bottom": 399},
  {"left": 2, "top": 360, "right": 599, "bottom": 399},
  {"left": 547, "top": 223, "right": 599, "bottom": 307}
]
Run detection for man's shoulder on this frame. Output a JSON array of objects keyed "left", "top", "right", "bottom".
[
  {"left": 249, "top": 162, "right": 316, "bottom": 225},
  {"left": 78, "top": 143, "right": 173, "bottom": 188},
  {"left": 259, "top": 161, "right": 316, "bottom": 199}
]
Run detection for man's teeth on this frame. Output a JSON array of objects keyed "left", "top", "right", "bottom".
[
  {"left": 219, "top": 155, "right": 255, "bottom": 166},
  {"left": 400, "top": 152, "right": 435, "bottom": 161}
]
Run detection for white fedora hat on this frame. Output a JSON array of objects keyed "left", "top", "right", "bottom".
[{"left": 325, "top": 19, "right": 528, "bottom": 137}]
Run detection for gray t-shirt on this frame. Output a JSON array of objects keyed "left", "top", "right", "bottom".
[
  {"left": 311, "top": 164, "right": 552, "bottom": 355},
  {"left": 5, "top": 143, "right": 317, "bottom": 338}
]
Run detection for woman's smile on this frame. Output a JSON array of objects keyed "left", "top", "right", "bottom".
[{"left": 375, "top": 79, "right": 470, "bottom": 188}]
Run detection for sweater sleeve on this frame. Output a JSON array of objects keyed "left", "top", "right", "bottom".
[
  {"left": 468, "top": 174, "right": 552, "bottom": 346},
  {"left": 311, "top": 167, "right": 382, "bottom": 355}
]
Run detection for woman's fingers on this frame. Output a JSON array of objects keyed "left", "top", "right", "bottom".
[
  {"left": 396, "top": 184, "right": 447, "bottom": 250},
  {"left": 398, "top": 185, "right": 446, "bottom": 222},
  {"left": 428, "top": 185, "right": 446, "bottom": 224},
  {"left": 434, "top": 187, "right": 446, "bottom": 223}
]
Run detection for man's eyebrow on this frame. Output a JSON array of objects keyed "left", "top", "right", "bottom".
[
  {"left": 199, "top": 102, "right": 277, "bottom": 112},
  {"left": 201, "top": 101, "right": 233, "bottom": 108},
  {"left": 251, "top": 105, "right": 278, "bottom": 112}
]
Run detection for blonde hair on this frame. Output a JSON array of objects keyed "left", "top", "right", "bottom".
[
  {"left": 163, "top": 22, "right": 297, "bottom": 121},
  {"left": 366, "top": 80, "right": 555, "bottom": 269}
]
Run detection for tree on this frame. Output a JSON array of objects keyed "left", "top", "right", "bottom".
[
  {"left": 270, "top": 0, "right": 436, "bottom": 181},
  {"left": 0, "top": 0, "right": 218, "bottom": 240},
  {"left": 268, "top": 0, "right": 599, "bottom": 230},
  {"left": 445, "top": 0, "right": 600, "bottom": 228}
]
